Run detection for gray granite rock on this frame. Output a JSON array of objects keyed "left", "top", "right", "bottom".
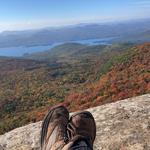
[{"left": 0, "top": 94, "right": 150, "bottom": 150}]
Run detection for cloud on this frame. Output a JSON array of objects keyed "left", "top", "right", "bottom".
[
  {"left": 133, "top": 0, "right": 150, "bottom": 5},
  {"left": 129, "top": 0, "right": 150, "bottom": 11}
]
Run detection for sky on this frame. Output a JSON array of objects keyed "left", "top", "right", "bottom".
[{"left": 0, "top": 0, "right": 150, "bottom": 32}]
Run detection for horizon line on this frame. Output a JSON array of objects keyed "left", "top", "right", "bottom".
[{"left": 0, "top": 17, "right": 150, "bottom": 33}]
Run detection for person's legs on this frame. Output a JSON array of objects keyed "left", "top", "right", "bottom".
[
  {"left": 40, "top": 105, "right": 69, "bottom": 150},
  {"left": 63, "top": 111, "right": 96, "bottom": 150}
]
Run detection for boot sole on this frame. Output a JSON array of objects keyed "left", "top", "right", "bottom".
[{"left": 40, "top": 105, "right": 68, "bottom": 149}]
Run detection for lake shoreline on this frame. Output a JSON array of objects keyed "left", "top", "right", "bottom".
[{"left": 0, "top": 37, "right": 116, "bottom": 57}]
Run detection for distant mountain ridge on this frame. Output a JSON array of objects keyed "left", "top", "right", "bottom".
[{"left": 0, "top": 18, "right": 150, "bottom": 48}]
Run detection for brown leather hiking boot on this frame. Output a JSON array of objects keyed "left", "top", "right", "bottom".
[
  {"left": 41, "top": 105, "right": 69, "bottom": 150},
  {"left": 65, "top": 111, "right": 96, "bottom": 150}
]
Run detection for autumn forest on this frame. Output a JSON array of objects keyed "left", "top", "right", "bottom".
[{"left": 0, "top": 42, "right": 150, "bottom": 134}]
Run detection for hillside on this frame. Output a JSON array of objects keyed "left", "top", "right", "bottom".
[
  {"left": 64, "top": 43, "right": 150, "bottom": 111},
  {"left": 118, "top": 30, "right": 150, "bottom": 43},
  {"left": 0, "top": 43, "right": 130, "bottom": 134},
  {"left": 0, "top": 94, "right": 150, "bottom": 150},
  {"left": 24, "top": 43, "right": 87, "bottom": 62},
  {"left": 0, "top": 42, "right": 149, "bottom": 135}
]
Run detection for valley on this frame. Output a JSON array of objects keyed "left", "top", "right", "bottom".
[{"left": 0, "top": 42, "right": 149, "bottom": 134}]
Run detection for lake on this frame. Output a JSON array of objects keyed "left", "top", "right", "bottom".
[{"left": 0, "top": 37, "right": 116, "bottom": 57}]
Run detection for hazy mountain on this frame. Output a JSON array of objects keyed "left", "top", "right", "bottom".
[{"left": 0, "top": 19, "right": 150, "bottom": 48}]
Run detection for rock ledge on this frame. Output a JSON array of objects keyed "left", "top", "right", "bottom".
[{"left": 0, "top": 94, "right": 150, "bottom": 150}]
